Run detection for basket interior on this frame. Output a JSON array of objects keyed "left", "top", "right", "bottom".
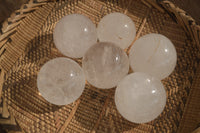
[{"left": 2, "top": 0, "right": 200, "bottom": 132}]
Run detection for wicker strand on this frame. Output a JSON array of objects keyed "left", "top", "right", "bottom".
[
  {"left": 91, "top": 90, "right": 113, "bottom": 133},
  {"left": 57, "top": 99, "right": 81, "bottom": 133},
  {"left": 192, "top": 127, "right": 200, "bottom": 133},
  {"left": 144, "top": 0, "right": 165, "bottom": 13},
  {"left": 0, "top": 70, "right": 5, "bottom": 99},
  {"left": 123, "top": 0, "right": 133, "bottom": 15},
  {"left": 141, "top": 0, "right": 152, "bottom": 8},
  {"left": 0, "top": 3, "right": 55, "bottom": 73},
  {"left": 0, "top": 0, "right": 49, "bottom": 42},
  {"left": 127, "top": 7, "right": 152, "bottom": 54}
]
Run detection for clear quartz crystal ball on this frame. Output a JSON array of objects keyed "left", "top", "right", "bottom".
[
  {"left": 37, "top": 57, "right": 85, "bottom": 105},
  {"left": 129, "top": 33, "right": 177, "bottom": 80},
  {"left": 97, "top": 12, "right": 136, "bottom": 49},
  {"left": 53, "top": 14, "right": 97, "bottom": 58},
  {"left": 82, "top": 42, "right": 129, "bottom": 89},
  {"left": 115, "top": 72, "right": 166, "bottom": 123}
]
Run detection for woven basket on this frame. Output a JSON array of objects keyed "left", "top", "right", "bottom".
[{"left": 0, "top": 0, "right": 200, "bottom": 132}]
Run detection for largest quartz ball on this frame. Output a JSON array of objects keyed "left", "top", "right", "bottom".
[
  {"left": 37, "top": 57, "right": 85, "bottom": 105},
  {"left": 115, "top": 72, "right": 166, "bottom": 123},
  {"left": 82, "top": 42, "right": 129, "bottom": 89},
  {"left": 53, "top": 14, "right": 97, "bottom": 58},
  {"left": 129, "top": 33, "right": 177, "bottom": 79}
]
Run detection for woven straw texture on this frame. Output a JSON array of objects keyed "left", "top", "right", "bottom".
[{"left": 0, "top": 0, "right": 200, "bottom": 132}]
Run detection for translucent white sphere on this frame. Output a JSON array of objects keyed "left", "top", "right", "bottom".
[
  {"left": 129, "top": 33, "right": 177, "bottom": 79},
  {"left": 97, "top": 12, "right": 136, "bottom": 49},
  {"left": 82, "top": 42, "right": 129, "bottom": 89},
  {"left": 115, "top": 72, "right": 166, "bottom": 123},
  {"left": 37, "top": 57, "right": 85, "bottom": 105},
  {"left": 53, "top": 14, "right": 97, "bottom": 58}
]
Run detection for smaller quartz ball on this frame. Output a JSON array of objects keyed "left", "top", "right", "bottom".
[
  {"left": 97, "top": 12, "right": 136, "bottom": 49},
  {"left": 129, "top": 33, "right": 177, "bottom": 79},
  {"left": 53, "top": 14, "right": 97, "bottom": 58},
  {"left": 115, "top": 72, "right": 166, "bottom": 123},
  {"left": 37, "top": 57, "right": 85, "bottom": 105},
  {"left": 82, "top": 42, "right": 129, "bottom": 89}
]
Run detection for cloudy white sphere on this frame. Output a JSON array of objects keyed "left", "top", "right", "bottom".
[
  {"left": 53, "top": 14, "right": 97, "bottom": 58},
  {"left": 37, "top": 57, "right": 85, "bottom": 105},
  {"left": 129, "top": 33, "right": 177, "bottom": 79},
  {"left": 82, "top": 42, "right": 129, "bottom": 89},
  {"left": 97, "top": 12, "right": 136, "bottom": 49},
  {"left": 115, "top": 72, "right": 166, "bottom": 123}
]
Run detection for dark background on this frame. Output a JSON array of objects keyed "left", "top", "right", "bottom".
[{"left": 0, "top": 0, "right": 28, "bottom": 24}]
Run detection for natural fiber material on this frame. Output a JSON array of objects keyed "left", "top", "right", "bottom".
[{"left": 0, "top": 0, "right": 200, "bottom": 132}]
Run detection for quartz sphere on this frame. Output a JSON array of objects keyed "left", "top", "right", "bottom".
[
  {"left": 97, "top": 12, "right": 136, "bottom": 49},
  {"left": 115, "top": 72, "right": 166, "bottom": 123},
  {"left": 37, "top": 57, "right": 85, "bottom": 105},
  {"left": 82, "top": 42, "right": 129, "bottom": 89},
  {"left": 53, "top": 14, "right": 97, "bottom": 58},
  {"left": 129, "top": 33, "right": 177, "bottom": 79}
]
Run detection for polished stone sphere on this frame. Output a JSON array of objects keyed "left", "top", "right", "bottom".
[
  {"left": 82, "top": 42, "right": 129, "bottom": 89},
  {"left": 129, "top": 33, "right": 177, "bottom": 79},
  {"left": 115, "top": 72, "right": 166, "bottom": 123},
  {"left": 97, "top": 12, "right": 136, "bottom": 49},
  {"left": 53, "top": 14, "right": 97, "bottom": 58},
  {"left": 37, "top": 57, "right": 85, "bottom": 105}
]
